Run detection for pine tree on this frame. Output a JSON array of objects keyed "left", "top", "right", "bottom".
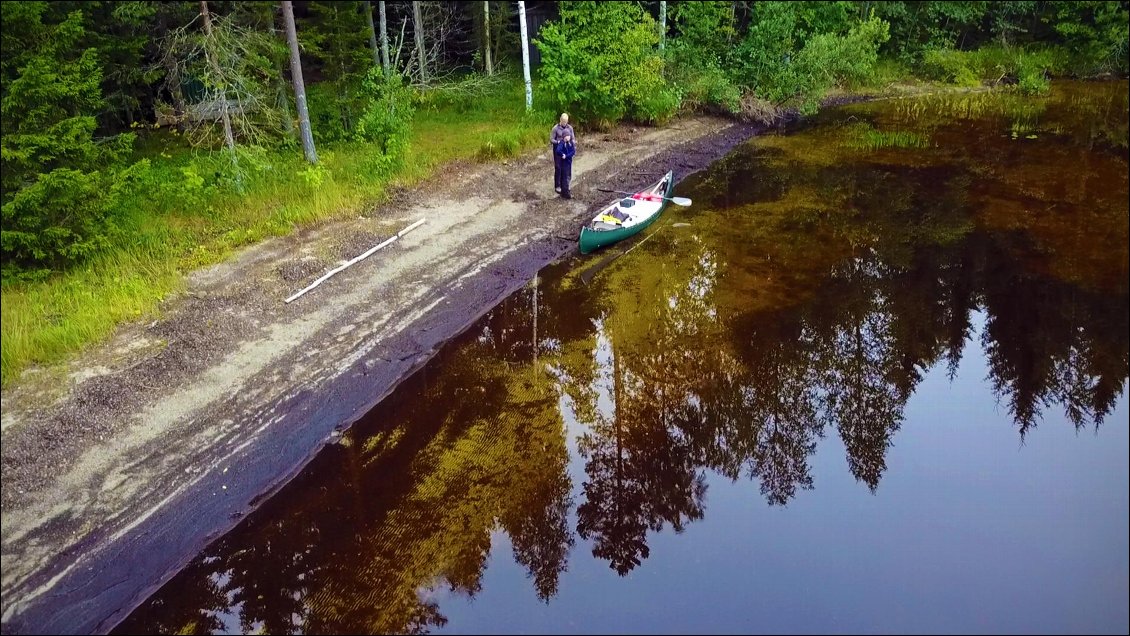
[{"left": 1, "top": 3, "right": 134, "bottom": 271}]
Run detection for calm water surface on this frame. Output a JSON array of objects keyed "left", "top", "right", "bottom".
[{"left": 116, "top": 81, "right": 1129, "bottom": 634}]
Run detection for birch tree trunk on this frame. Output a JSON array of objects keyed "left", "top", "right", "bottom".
[
  {"left": 199, "top": 0, "right": 235, "bottom": 151},
  {"left": 379, "top": 1, "right": 391, "bottom": 77},
  {"left": 282, "top": 0, "right": 318, "bottom": 164},
  {"left": 483, "top": 2, "right": 493, "bottom": 75},
  {"left": 364, "top": 1, "right": 380, "bottom": 69},
  {"left": 412, "top": 1, "right": 428, "bottom": 83},
  {"left": 659, "top": 1, "right": 666, "bottom": 50},
  {"left": 518, "top": 1, "right": 532, "bottom": 110}
]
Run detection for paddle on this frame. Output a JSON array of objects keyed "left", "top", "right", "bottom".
[{"left": 597, "top": 188, "right": 692, "bottom": 207}]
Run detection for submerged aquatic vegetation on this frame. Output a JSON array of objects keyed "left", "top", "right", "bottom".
[{"left": 845, "top": 123, "right": 932, "bottom": 149}]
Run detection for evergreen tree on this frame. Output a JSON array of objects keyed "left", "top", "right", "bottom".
[{"left": 1, "top": 2, "right": 134, "bottom": 273}]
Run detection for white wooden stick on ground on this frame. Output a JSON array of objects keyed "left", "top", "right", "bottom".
[{"left": 285, "top": 217, "right": 426, "bottom": 303}]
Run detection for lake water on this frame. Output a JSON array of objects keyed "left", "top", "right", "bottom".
[{"left": 114, "top": 81, "right": 1129, "bottom": 635}]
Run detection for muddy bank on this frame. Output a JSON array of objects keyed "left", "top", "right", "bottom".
[{"left": 0, "top": 115, "right": 760, "bottom": 634}]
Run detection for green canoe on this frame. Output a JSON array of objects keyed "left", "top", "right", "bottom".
[{"left": 579, "top": 171, "right": 675, "bottom": 254}]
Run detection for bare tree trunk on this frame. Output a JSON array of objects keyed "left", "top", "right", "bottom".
[
  {"left": 412, "top": 1, "right": 428, "bottom": 83},
  {"left": 166, "top": 65, "right": 188, "bottom": 132},
  {"left": 199, "top": 0, "right": 235, "bottom": 151},
  {"left": 659, "top": 0, "right": 666, "bottom": 50},
  {"left": 483, "top": 1, "right": 493, "bottom": 75},
  {"left": 163, "top": 58, "right": 188, "bottom": 133},
  {"left": 392, "top": 16, "right": 408, "bottom": 71},
  {"left": 518, "top": 1, "right": 532, "bottom": 110},
  {"left": 364, "top": 1, "right": 380, "bottom": 69},
  {"left": 269, "top": 21, "right": 295, "bottom": 137},
  {"left": 157, "top": 9, "right": 188, "bottom": 132},
  {"left": 282, "top": 0, "right": 318, "bottom": 164},
  {"left": 379, "top": 1, "right": 391, "bottom": 77}
]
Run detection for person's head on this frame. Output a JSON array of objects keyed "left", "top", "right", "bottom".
[
  {"left": 559, "top": 113, "right": 569, "bottom": 126},
  {"left": 564, "top": 134, "right": 572, "bottom": 143}
]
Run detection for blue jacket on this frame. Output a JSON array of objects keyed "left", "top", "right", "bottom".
[{"left": 555, "top": 139, "right": 576, "bottom": 161}]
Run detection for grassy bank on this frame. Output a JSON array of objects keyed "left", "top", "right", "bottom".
[{"left": 1, "top": 78, "right": 551, "bottom": 387}]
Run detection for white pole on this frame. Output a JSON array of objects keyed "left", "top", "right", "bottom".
[
  {"left": 518, "top": 1, "right": 532, "bottom": 110},
  {"left": 484, "top": 1, "right": 493, "bottom": 75},
  {"left": 285, "top": 218, "right": 426, "bottom": 303}
]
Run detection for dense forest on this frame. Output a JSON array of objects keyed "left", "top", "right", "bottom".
[{"left": 1, "top": 1, "right": 1128, "bottom": 384}]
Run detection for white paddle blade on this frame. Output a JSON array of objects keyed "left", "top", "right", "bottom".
[{"left": 670, "top": 196, "right": 692, "bottom": 207}]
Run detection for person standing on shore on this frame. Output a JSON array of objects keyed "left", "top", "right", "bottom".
[
  {"left": 555, "top": 134, "right": 576, "bottom": 199},
  {"left": 550, "top": 113, "right": 576, "bottom": 195}
]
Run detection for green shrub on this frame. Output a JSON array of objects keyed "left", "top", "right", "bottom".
[
  {"left": 307, "top": 82, "right": 361, "bottom": 143},
  {"left": 919, "top": 45, "right": 1061, "bottom": 92},
  {"left": 1049, "top": 0, "right": 1130, "bottom": 75},
  {"left": 797, "top": 16, "right": 891, "bottom": 90},
  {"left": 733, "top": 7, "right": 889, "bottom": 113},
  {"left": 1017, "top": 61, "right": 1050, "bottom": 95},
  {"left": 665, "top": 42, "right": 741, "bottom": 115},
  {"left": 354, "top": 69, "right": 415, "bottom": 164},
  {"left": 636, "top": 86, "right": 681, "bottom": 124},
  {"left": 920, "top": 48, "right": 982, "bottom": 86},
  {"left": 113, "top": 153, "right": 214, "bottom": 223},
  {"left": 668, "top": 1, "right": 737, "bottom": 65},
  {"left": 732, "top": 2, "right": 803, "bottom": 104},
  {"left": 974, "top": 45, "right": 1063, "bottom": 83},
  {"left": 682, "top": 65, "right": 742, "bottom": 115},
  {"left": 535, "top": 1, "right": 676, "bottom": 125},
  {"left": 665, "top": 2, "right": 741, "bottom": 115}
]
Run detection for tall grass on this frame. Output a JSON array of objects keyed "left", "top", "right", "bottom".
[
  {"left": 1, "top": 77, "right": 552, "bottom": 387},
  {"left": 846, "top": 123, "right": 932, "bottom": 149}
]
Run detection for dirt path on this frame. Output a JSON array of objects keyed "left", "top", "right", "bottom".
[{"left": 0, "top": 115, "right": 759, "bottom": 634}]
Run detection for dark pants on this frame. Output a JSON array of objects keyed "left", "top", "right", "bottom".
[{"left": 556, "top": 156, "right": 573, "bottom": 197}]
